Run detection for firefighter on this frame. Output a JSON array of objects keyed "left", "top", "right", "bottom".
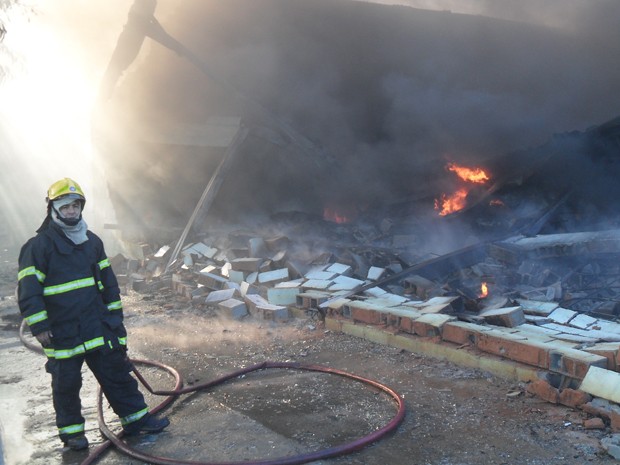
[{"left": 17, "top": 177, "right": 169, "bottom": 451}]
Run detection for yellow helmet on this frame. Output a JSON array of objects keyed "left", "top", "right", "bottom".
[{"left": 46, "top": 178, "right": 86, "bottom": 204}]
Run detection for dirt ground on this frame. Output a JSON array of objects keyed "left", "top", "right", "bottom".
[{"left": 0, "top": 245, "right": 618, "bottom": 465}]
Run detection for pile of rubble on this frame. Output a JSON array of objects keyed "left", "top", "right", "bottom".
[{"left": 111, "top": 222, "right": 620, "bottom": 442}]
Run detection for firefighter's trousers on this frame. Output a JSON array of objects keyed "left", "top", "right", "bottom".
[{"left": 45, "top": 348, "right": 148, "bottom": 441}]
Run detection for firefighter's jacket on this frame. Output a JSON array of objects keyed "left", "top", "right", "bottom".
[{"left": 17, "top": 221, "right": 126, "bottom": 359}]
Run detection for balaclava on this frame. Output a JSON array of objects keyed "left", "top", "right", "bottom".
[{"left": 51, "top": 197, "right": 88, "bottom": 244}]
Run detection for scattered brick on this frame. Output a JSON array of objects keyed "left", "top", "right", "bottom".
[
  {"left": 583, "top": 417, "right": 606, "bottom": 430},
  {"left": 559, "top": 388, "right": 591, "bottom": 408},
  {"left": 526, "top": 379, "right": 560, "bottom": 404}
]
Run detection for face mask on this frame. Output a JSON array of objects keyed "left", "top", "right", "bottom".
[{"left": 52, "top": 198, "right": 83, "bottom": 226}]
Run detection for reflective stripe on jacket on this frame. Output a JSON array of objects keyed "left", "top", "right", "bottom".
[{"left": 17, "top": 221, "right": 127, "bottom": 359}]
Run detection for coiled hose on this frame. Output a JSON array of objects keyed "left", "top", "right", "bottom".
[{"left": 20, "top": 320, "right": 406, "bottom": 465}]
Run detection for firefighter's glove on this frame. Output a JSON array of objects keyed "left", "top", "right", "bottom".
[{"left": 35, "top": 330, "right": 53, "bottom": 347}]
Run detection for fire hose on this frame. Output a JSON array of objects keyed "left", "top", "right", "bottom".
[{"left": 19, "top": 320, "right": 406, "bottom": 465}]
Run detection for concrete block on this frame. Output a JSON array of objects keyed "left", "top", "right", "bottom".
[
  {"left": 231, "top": 257, "right": 263, "bottom": 272},
  {"left": 570, "top": 313, "right": 597, "bottom": 329},
  {"left": 542, "top": 323, "right": 620, "bottom": 343},
  {"left": 326, "top": 262, "right": 353, "bottom": 276},
  {"left": 199, "top": 265, "right": 218, "bottom": 275},
  {"left": 516, "top": 299, "right": 558, "bottom": 316},
  {"left": 226, "top": 282, "right": 241, "bottom": 291},
  {"left": 296, "top": 291, "right": 331, "bottom": 310},
  {"left": 305, "top": 270, "right": 338, "bottom": 280},
  {"left": 524, "top": 314, "right": 553, "bottom": 325},
  {"left": 383, "top": 306, "right": 423, "bottom": 334},
  {"left": 264, "top": 234, "right": 289, "bottom": 251},
  {"left": 424, "top": 296, "right": 460, "bottom": 307},
  {"left": 227, "top": 270, "right": 244, "bottom": 284},
  {"left": 185, "top": 242, "right": 218, "bottom": 259},
  {"left": 412, "top": 314, "right": 456, "bottom": 337},
  {"left": 551, "top": 332, "right": 600, "bottom": 344},
  {"left": 329, "top": 276, "right": 365, "bottom": 291},
  {"left": 244, "top": 294, "right": 269, "bottom": 313},
  {"left": 413, "top": 302, "right": 454, "bottom": 315},
  {"left": 205, "top": 288, "right": 238, "bottom": 304},
  {"left": 240, "top": 281, "right": 260, "bottom": 297},
  {"left": 267, "top": 286, "right": 300, "bottom": 305},
  {"left": 549, "top": 348, "right": 608, "bottom": 379},
  {"left": 479, "top": 306, "right": 525, "bottom": 328},
  {"left": 365, "top": 295, "right": 409, "bottom": 307},
  {"left": 583, "top": 343, "right": 620, "bottom": 371},
  {"left": 402, "top": 275, "right": 436, "bottom": 299},
  {"left": 413, "top": 296, "right": 462, "bottom": 314},
  {"left": 442, "top": 321, "right": 489, "bottom": 346},
  {"left": 196, "top": 272, "right": 229, "bottom": 291},
  {"left": 346, "top": 301, "right": 385, "bottom": 325},
  {"left": 154, "top": 245, "right": 171, "bottom": 258},
  {"left": 512, "top": 324, "right": 560, "bottom": 339},
  {"left": 580, "top": 366, "right": 620, "bottom": 403},
  {"left": 324, "top": 298, "right": 352, "bottom": 317},
  {"left": 303, "top": 279, "right": 333, "bottom": 291},
  {"left": 595, "top": 320, "right": 620, "bottom": 335},
  {"left": 258, "top": 268, "right": 289, "bottom": 285},
  {"left": 477, "top": 329, "right": 551, "bottom": 369},
  {"left": 254, "top": 303, "right": 289, "bottom": 321},
  {"left": 218, "top": 298, "right": 248, "bottom": 320},
  {"left": 548, "top": 307, "right": 577, "bottom": 325},
  {"left": 364, "top": 287, "right": 387, "bottom": 297},
  {"left": 367, "top": 266, "right": 386, "bottom": 281},
  {"left": 220, "top": 262, "right": 231, "bottom": 278}
]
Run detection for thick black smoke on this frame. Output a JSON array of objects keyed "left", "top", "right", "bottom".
[{"left": 99, "top": 0, "right": 620, "bottom": 234}]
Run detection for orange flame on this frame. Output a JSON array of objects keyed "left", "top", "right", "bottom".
[
  {"left": 479, "top": 282, "right": 489, "bottom": 298},
  {"left": 434, "top": 188, "right": 468, "bottom": 216},
  {"left": 446, "top": 162, "right": 490, "bottom": 184},
  {"left": 434, "top": 161, "right": 492, "bottom": 216},
  {"left": 323, "top": 207, "right": 352, "bottom": 224}
]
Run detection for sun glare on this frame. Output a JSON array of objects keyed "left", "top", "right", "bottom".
[
  {"left": 1, "top": 9, "right": 95, "bottom": 167},
  {"left": 0, "top": 5, "right": 103, "bottom": 240}
]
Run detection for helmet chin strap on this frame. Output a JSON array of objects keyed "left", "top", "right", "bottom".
[{"left": 51, "top": 206, "right": 82, "bottom": 227}]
